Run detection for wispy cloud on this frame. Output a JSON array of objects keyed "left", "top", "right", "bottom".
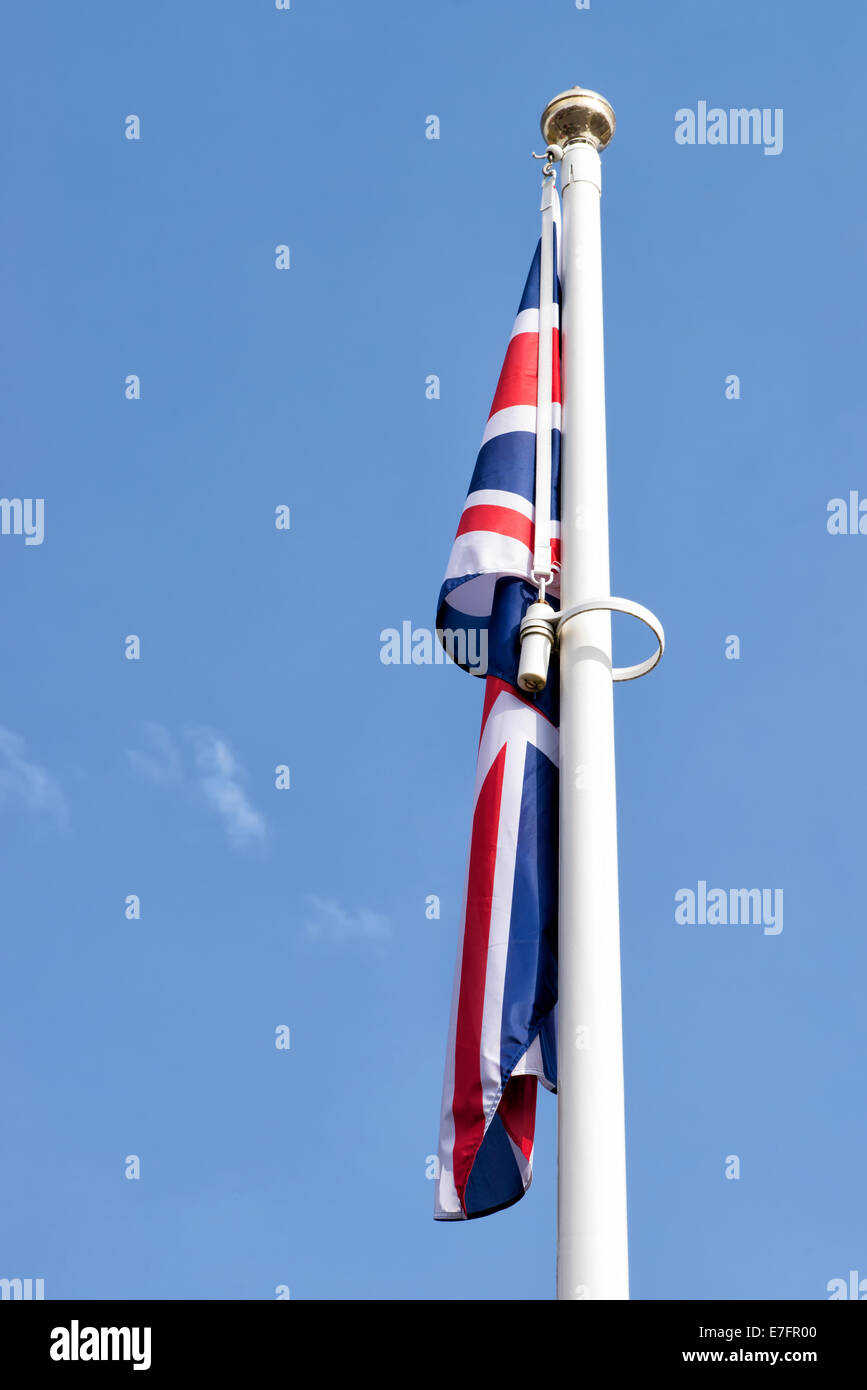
[
  {"left": 304, "top": 894, "right": 390, "bottom": 942},
  {"left": 126, "top": 721, "right": 182, "bottom": 785},
  {"left": 0, "top": 727, "right": 68, "bottom": 828},
  {"left": 126, "top": 723, "right": 266, "bottom": 850},
  {"left": 187, "top": 727, "right": 266, "bottom": 849}
]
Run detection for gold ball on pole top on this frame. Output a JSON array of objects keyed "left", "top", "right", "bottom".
[{"left": 540, "top": 86, "right": 616, "bottom": 151}]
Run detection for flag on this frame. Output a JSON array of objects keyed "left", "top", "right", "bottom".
[{"left": 434, "top": 198, "right": 562, "bottom": 1219}]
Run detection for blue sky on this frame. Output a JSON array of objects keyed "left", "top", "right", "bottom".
[{"left": 1, "top": 0, "right": 865, "bottom": 1300}]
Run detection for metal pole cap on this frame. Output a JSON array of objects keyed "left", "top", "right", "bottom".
[{"left": 540, "top": 86, "right": 616, "bottom": 151}]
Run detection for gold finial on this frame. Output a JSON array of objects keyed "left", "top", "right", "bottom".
[{"left": 540, "top": 86, "right": 616, "bottom": 151}]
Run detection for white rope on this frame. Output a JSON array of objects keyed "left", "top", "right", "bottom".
[{"left": 532, "top": 172, "right": 556, "bottom": 596}]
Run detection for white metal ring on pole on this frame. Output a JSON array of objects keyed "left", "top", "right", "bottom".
[{"left": 556, "top": 597, "right": 664, "bottom": 682}]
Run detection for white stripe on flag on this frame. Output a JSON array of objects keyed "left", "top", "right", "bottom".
[
  {"left": 482, "top": 402, "right": 562, "bottom": 447},
  {"left": 510, "top": 304, "right": 561, "bottom": 341}
]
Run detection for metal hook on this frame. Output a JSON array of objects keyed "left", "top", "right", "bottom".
[{"left": 532, "top": 143, "right": 564, "bottom": 178}]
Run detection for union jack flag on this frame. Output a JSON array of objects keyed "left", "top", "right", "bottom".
[{"left": 435, "top": 196, "right": 562, "bottom": 1219}]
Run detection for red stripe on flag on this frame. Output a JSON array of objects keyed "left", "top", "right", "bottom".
[
  {"left": 456, "top": 504, "right": 533, "bottom": 549},
  {"left": 488, "top": 328, "right": 561, "bottom": 418},
  {"left": 452, "top": 743, "right": 508, "bottom": 1212},
  {"left": 454, "top": 507, "right": 561, "bottom": 572},
  {"left": 479, "top": 677, "right": 507, "bottom": 741},
  {"left": 498, "top": 1074, "right": 538, "bottom": 1161},
  {"left": 489, "top": 332, "right": 537, "bottom": 417}
]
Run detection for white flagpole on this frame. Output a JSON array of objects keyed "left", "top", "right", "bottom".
[{"left": 541, "top": 87, "right": 629, "bottom": 1301}]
